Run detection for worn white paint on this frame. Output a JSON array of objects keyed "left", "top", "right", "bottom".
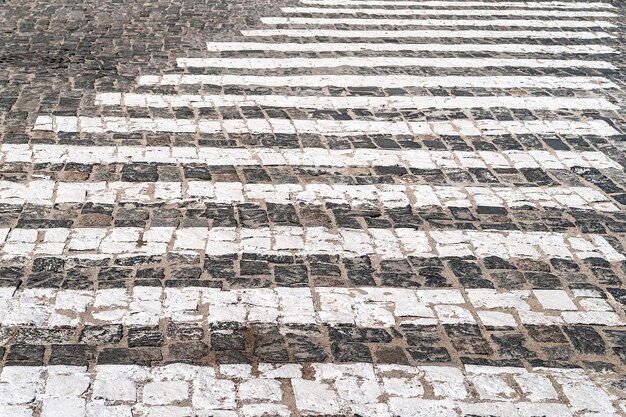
[
  {"left": 241, "top": 28, "right": 614, "bottom": 39},
  {"left": 204, "top": 41, "right": 617, "bottom": 54},
  {"left": 95, "top": 93, "right": 619, "bottom": 111},
  {"left": 0, "top": 363, "right": 620, "bottom": 416},
  {"left": 0, "top": 226, "right": 623, "bottom": 261},
  {"left": 0, "top": 286, "right": 623, "bottom": 327},
  {"left": 281, "top": 7, "right": 619, "bottom": 17},
  {"left": 1, "top": 180, "right": 619, "bottom": 212},
  {"left": 138, "top": 74, "right": 618, "bottom": 90},
  {"left": 178, "top": 56, "right": 615, "bottom": 69},
  {"left": 299, "top": 0, "right": 617, "bottom": 9},
  {"left": 33, "top": 116, "right": 621, "bottom": 138},
  {"left": 261, "top": 16, "right": 617, "bottom": 28}
]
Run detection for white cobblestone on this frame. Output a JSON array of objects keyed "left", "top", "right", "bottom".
[
  {"left": 1, "top": 286, "right": 623, "bottom": 328},
  {"left": 298, "top": 0, "right": 616, "bottom": 9},
  {"left": 1, "top": 181, "right": 620, "bottom": 213},
  {"left": 262, "top": 16, "right": 617, "bottom": 28},
  {"left": 143, "top": 381, "right": 188, "bottom": 405},
  {"left": 33, "top": 117, "right": 620, "bottom": 137},
  {"left": 0, "top": 226, "right": 623, "bottom": 262},
  {"left": 140, "top": 73, "right": 620, "bottom": 88},
  {"left": 98, "top": 92, "right": 619, "bottom": 110},
  {"left": 0, "top": 363, "right": 611, "bottom": 416},
  {"left": 279, "top": 8, "right": 618, "bottom": 18},
  {"left": 241, "top": 28, "right": 614, "bottom": 40}
]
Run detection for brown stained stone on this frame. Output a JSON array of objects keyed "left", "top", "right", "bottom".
[
  {"left": 450, "top": 337, "right": 494, "bottom": 356},
  {"left": 526, "top": 326, "right": 569, "bottom": 344},
  {"left": 297, "top": 207, "right": 333, "bottom": 228},
  {"left": 76, "top": 214, "right": 113, "bottom": 227},
  {"left": 372, "top": 346, "right": 411, "bottom": 365}
]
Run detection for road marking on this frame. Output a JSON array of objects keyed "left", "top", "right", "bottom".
[
  {"left": 2, "top": 180, "right": 619, "bottom": 212},
  {"left": 177, "top": 56, "right": 615, "bottom": 69},
  {"left": 95, "top": 93, "right": 619, "bottom": 111},
  {"left": 261, "top": 17, "right": 617, "bottom": 28},
  {"left": 0, "top": 286, "right": 622, "bottom": 327},
  {"left": 139, "top": 74, "right": 619, "bottom": 89},
  {"left": 0, "top": 363, "right": 619, "bottom": 417},
  {"left": 0, "top": 226, "right": 622, "bottom": 261},
  {"left": 241, "top": 28, "right": 614, "bottom": 39},
  {"left": 204, "top": 41, "right": 617, "bottom": 53},
  {"left": 34, "top": 116, "right": 621, "bottom": 137},
  {"left": 299, "top": 0, "right": 617, "bottom": 9},
  {"left": 281, "top": 7, "right": 619, "bottom": 17}
]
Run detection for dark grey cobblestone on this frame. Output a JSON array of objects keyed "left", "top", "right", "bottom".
[
  {"left": 0, "top": 322, "right": 625, "bottom": 371},
  {"left": 4, "top": 200, "right": 626, "bottom": 235},
  {"left": 1, "top": 253, "right": 626, "bottom": 291}
]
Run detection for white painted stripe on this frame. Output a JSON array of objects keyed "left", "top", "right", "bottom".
[
  {"left": 241, "top": 29, "right": 613, "bottom": 39},
  {"left": 299, "top": 0, "right": 617, "bottom": 9},
  {"left": 0, "top": 363, "right": 619, "bottom": 417},
  {"left": 204, "top": 41, "right": 617, "bottom": 54},
  {"left": 0, "top": 286, "right": 623, "bottom": 327},
  {"left": 2, "top": 180, "right": 619, "bottom": 213},
  {"left": 139, "top": 74, "right": 619, "bottom": 90},
  {"left": 261, "top": 16, "right": 617, "bottom": 28},
  {"left": 0, "top": 226, "right": 622, "bottom": 261},
  {"left": 177, "top": 56, "right": 615, "bottom": 69},
  {"left": 96, "top": 92, "right": 619, "bottom": 111},
  {"left": 34, "top": 115, "right": 621, "bottom": 138},
  {"left": 282, "top": 6, "right": 619, "bottom": 17}
]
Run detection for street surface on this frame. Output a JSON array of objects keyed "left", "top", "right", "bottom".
[{"left": 0, "top": 0, "right": 626, "bottom": 415}]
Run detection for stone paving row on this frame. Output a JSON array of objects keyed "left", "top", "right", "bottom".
[
  {"left": 2, "top": 181, "right": 621, "bottom": 211},
  {"left": 3, "top": 321, "right": 626, "bottom": 370},
  {"left": 1, "top": 0, "right": 626, "bottom": 414},
  {"left": 2, "top": 252, "right": 626, "bottom": 289},
  {"left": 0, "top": 226, "right": 623, "bottom": 264},
  {"left": 1, "top": 363, "right": 625, "bottom": 417},
  {"left": 1, "top": 286, "right": 624, "bottom": 325}
]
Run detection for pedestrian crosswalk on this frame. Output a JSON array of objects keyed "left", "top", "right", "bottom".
[{"left": 5, "top": 0, "right": 626, "bottom": 414}]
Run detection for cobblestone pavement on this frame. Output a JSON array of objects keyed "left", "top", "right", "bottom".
[{"left": 1, "top": 0, "right": 626, "bottom": 415}]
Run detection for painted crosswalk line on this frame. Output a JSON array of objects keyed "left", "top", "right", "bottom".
[
  {"left": 0, "top": 286, "right": 623, "bottom": 327},
  {"left": 138, "top": 74, "right": 619, "bottom": 89},
  {"left": 281, "top": 7, "right": 619, "bottom": 17},
  {"left": 177, "top": 56, "right": 616, "bottom": 69},
  {"left": 0, "top": 226, "right": 622, "bottom": 261},
  {"left": 8, "top": 142, "right": 624, "bottom": 170},
  {"left": 203, "top": 41, "right": 618, "bottom": 54},
  {"left": 94, "top": 93, "right": 620, "bottom": 111},
  {"left": 298, "top": 0, "right": 617, "bottom": 9},
  {"left": 261, "top": 17, "right": 617, "bottom": 28},
  {"left": 0, "top": 364, "right": 622, "bottom": 416},
  {"left": 1, "top": 180, "right": 619, "bottom": 212},
  {"left": 33, "top": 116, "right": 621, "bottom": 137},
  {"left": 241, "top": 29, "right": 614, "bottom": 39}
]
